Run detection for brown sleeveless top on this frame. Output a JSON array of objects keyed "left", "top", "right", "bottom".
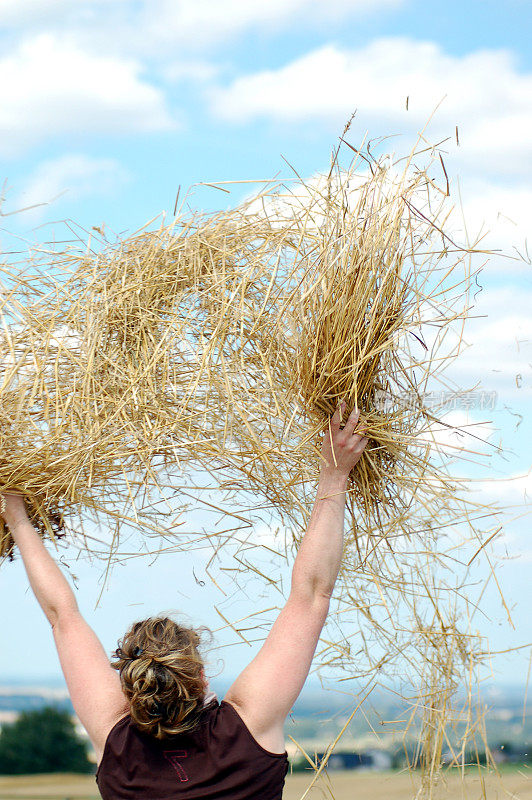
[{"left": 96, "top": 699, "right": 289, "bottom": 799}]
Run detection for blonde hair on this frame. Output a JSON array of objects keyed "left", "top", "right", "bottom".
[{"left": 112, "top": 616, "right": 209, "bottom": 739}]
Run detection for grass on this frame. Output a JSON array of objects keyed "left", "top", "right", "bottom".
[{"left": 0, "top": 769, "right": 530, "bottom": 799}]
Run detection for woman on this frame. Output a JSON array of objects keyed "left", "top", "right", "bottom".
[{"left": 1, "top": 402, "right": 368, "bottom": 799}]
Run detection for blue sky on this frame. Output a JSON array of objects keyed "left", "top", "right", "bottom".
[{"left": 0, "top": 0, "right": 531, "bottom": 692}]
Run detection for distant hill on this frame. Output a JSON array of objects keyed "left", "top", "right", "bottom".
[
  {"left": 0, "top": 686, "right": 72, "bottom": 714},
  {"left": 0, "top": 679, "right": 528, "bottom": 748}
]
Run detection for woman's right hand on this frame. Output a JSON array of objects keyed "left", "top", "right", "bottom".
[
  {"left": 0, "top": 491, "right": 29, "bottom": 528},
  {"left": 320, "top": 400, "right": 369, "bottom": 476}
]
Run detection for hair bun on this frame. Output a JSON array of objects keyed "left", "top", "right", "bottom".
[{"left": 111, "top": 616, "right": 210, "bottom": 740}]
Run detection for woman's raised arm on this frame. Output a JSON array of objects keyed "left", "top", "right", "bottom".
[
  {"left": 224, "top": 402, "right": 368, "bottom": 753},
  {"left": 0, "top": 495, "right": 128, "bottom": 761}
]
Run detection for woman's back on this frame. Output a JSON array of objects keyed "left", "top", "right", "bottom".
[{"left": 96, "top": 698, "right": 289, "bottom": 800}]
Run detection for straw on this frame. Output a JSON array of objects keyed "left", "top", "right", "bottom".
[{"left": 0, "top": 122, "right": 507, "bottom": 794}]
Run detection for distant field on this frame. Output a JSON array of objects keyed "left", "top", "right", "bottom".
[
  {"left": 285, "top": 769, "right": 532, "bottom": 799},
  {"left": 0, "top": 769, "right": 530, "bottom": 799}
]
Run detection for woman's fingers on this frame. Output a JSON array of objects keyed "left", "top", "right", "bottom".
[
  {"left": 342, "top": 406, "right": 366, "bottom": 437},
  {"left": 330, "top": 402, "right": 368, "bottom": 438},
  {"left": 321, "top": 402, "right": 369, "bottom": 475},
  {"left": 331, "top": 399, "right": 346, "bottom": 431},
  {"left": 0, "top": 491, "right": 27, "bottom": 522}
]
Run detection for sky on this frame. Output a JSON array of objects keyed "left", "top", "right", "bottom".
[{"left": 0, "top": 0, "right": 531, "bottom": 693}]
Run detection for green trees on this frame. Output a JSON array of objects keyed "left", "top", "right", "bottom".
[{"left": 0, "top": 706, "right": 92, "bottom": 774}]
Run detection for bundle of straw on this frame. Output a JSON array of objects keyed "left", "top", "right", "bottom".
[{"left": 0, "top": 128, "right": 502, "bottom": 785}]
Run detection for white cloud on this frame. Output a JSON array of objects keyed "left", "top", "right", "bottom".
[
  {"left": 162, "top": 60, "right": 221, "bottom": 84},
  {"left": 15, "top": 154, "right": 130, "bottom": 218},
  {"left": 0, "top": 34, "right": 175, "bottom": 156},
  {"left": 451, "top": 178, "right": 532, "bottom": 268},
  {"left": 141, "top": 0, "right": 404, "bottom": 49},
  {"left": 0, "top": 0, "right": 128, "bottom": 27},
  {"left": 247, "top": 521, "right": 289, "bottom": 550},
  {"left": 437, "top": 284, "right": 532, "bottom": 403},
  {"left": 0, "top": 0, "right": 75, "bottom": 25},
  {"left": 423, "top": 410, "right": 497, "bottom": 454},
  {"left": 0, "top": 0, "right": 405, "bottom": 61},
  {"left": 468, "top": 469, "right": 532, "bottom": 508},
  {"left": 209, "top": 39, "right": 532, "bottom": 180}
]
